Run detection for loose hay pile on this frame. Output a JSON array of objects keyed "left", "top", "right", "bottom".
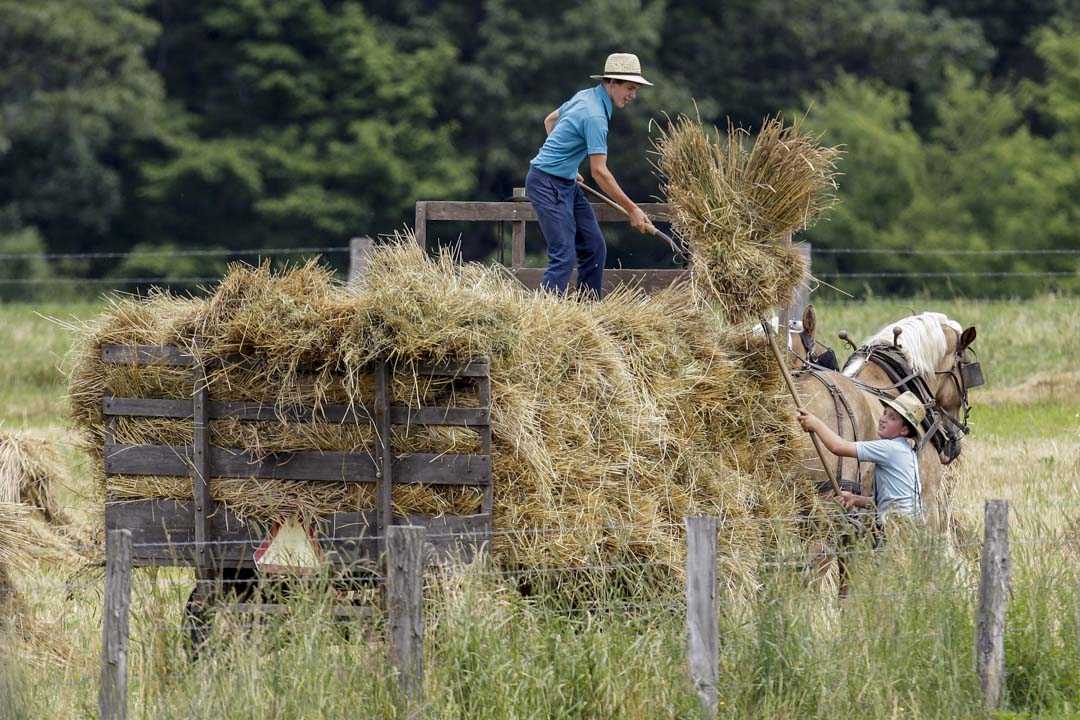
[
  {"left": 68, "top": 242, "right": 834, "bottom": 597},
  {"left": 655, "top": 113, "right": 841, "bottom": 321},
  {"left": 0, "top": 431, "right": 79, "bottom": 530}
]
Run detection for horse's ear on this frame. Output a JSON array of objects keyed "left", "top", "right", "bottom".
[
  {"left": 959, "top": 326, "right": 976, "bottom": 352},
  {"left": 802, "top": 304, "right": 817, "bottom": 340}
]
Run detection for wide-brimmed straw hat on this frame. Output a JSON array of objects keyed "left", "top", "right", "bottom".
[
  {"left": 880, "top": 391, "right": 926, "bottom": 438},
  {"left": 590, "top": 53, "right": 654, "bottom": 86}
]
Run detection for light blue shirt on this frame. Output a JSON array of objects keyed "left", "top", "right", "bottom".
[
  {"left": 857, "top": 437, "right": 923, "bottom": 519},
  {"left": 530, "top": 85, "right": 612, "bottom": 179}
]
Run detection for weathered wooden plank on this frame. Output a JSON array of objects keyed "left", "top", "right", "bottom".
[
  {"left": 105, "top": 444, "right": 491, "bottom": 485},
  {"left": 513, "top": 268, "right": 688, "bottom": 294},
  {"left": 511, "top": 188, "right": 526, "bottom": 270},
  {"left": 375, "top": 361, "right": 392, "bottom": 542},
  {"left": 394, "top": 453, "right": 491, "bottom": 485},
  {"left": 686, "top": 516, "right": 719, "bottom": 719},
  {"left": 414, "top": 202, "right": 427, "bottom": 250},
  {"left": 192, "top": 357, "right": 213, "bottom": 593},
  {"left": 411, "top": 357, "right": 490, "bottom": 377},
  {"left": 104, "top": 396, "right": 192, "bottom": 419},
  {"left": 388, "top": 526, "right": 425, "bottom": 711},
  {"left": 478, "top": 375, "right": 494, "bottom": 520},
  {"left": 105, "top": 500, "right": 485, "bottom": 567},
  {"left": 104, "top": 397, "right": 487, "bottom": 427},
  {"left": 421, "top": 201, "right": 671, "bottom": 223},
  {"left": 976, "top": 499, "right": 1010, "bottom": 711},
  {"left": 101, "top": 344, "right": 194, "bottom": 367},
  {"left": 349, "top": 236, "right": 374, "bottom": 288},
  {"left": 99, "top": 529, "right": 132, "bottom": 720},
  {"left": 392, "top": 406, "right": 488, "bottom": 426}
]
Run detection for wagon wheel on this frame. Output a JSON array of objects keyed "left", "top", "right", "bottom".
[{"left": 183, "top": 567, "right": 261, "bottom": 658}]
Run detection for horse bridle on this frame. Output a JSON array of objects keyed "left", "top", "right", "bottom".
[
  {"left": 841, "top": 341, "right": 980, "bottom": 462},
  {"left": 933, "top": 345, "right": 984, "bottom": 455},
  {"left": 795, "top": 330, "right": 840, "bottom": 372}
]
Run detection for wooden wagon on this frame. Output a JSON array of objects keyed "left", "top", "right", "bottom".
[{"left": 100, "top": 343, "right": 493, "bottom": 624}]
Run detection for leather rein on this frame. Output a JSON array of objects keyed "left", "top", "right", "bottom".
[{"left": 840, "top": 343, "right": 973, "bottom": 462}]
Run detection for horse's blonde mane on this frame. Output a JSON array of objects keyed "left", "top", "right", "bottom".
[{"left": 863, "top": 312, "right": 962, "bottom": 380}]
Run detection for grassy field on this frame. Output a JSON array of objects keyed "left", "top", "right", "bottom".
[{"left": 1, "top": 295, "right": 1078, "bottom": 719}]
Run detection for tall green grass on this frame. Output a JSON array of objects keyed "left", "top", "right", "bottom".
[{"left": 4, "top": 541, "right": 1076, "bottom": 718}]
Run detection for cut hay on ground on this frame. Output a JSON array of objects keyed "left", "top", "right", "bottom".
[
  {"left": 655, "top": 113, "right": 840, "bottom": 322},
  {"left": 67, "top": 242, "right": 836, "bottom": 598},
  {"left": 0, "top": 431, "right": 78, "bottom": 530}
]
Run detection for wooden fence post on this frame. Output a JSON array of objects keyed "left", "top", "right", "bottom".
[
  {"left": 349, "top": 236, "right": 374, "bottom": 288},
  {"left": 100, "top": 528, "right": 132, "bottom": 720},
  {"left": 388, "top": 525, "right": 425, "bottom": 713},
  {"left": 686, "top": 516, "right": 719, "bottom": 719},
  {"left": 414, "top": 202, "right": 427, "bottom": 251},
  {"left": 777, "top": 232, "right": 793, "bottom": 341},
  {"left": 791, "top": 241, "right": 812, "bottom": 321},
  {"left": 975, "top": 499, "right": 1010, "bottom": 710},
  {"left": 511, "top": 187, "right": 527, "bottom": 271}
]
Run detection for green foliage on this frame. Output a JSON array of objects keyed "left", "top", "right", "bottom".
[
  {"left": 1033, "top": 20, "right": 1080, "bottom": 150},
  {"left": 107, "top": 242, "right": 228, "bottom": 289},
  {"left": 662, "top": 0, "right": 992, "bottom": 132},
  {"left": 0, "top": 228, "right": 50, "bottom": 302},
  {"left": 0, "top": 0, "right": 167, "bottom": 255},
  {"left": 0, "top": 1, "right": 1078, "bottom": 295},
  {"left": 143, "top": 0, "right": 473, "bottom": 252},
  {"left": 803, "top": 64, "right": 1080, "bottom": 297}
]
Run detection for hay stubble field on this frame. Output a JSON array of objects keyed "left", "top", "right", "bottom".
[{"left": 1, "top": 293, "right": 1078, "bottom": 719}]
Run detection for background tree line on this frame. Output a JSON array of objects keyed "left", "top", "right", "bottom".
[{"left": 1, "top": 0, "right": 1078, "bottom": 298}]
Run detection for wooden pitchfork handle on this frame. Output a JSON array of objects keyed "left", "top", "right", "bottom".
[
  {"left": 759, "top": 316, "right": 845, "bottom": 500},
  {"left": 575, "top": 180, "right": 685, "bottom": 260}
]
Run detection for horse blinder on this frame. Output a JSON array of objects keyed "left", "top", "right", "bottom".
[{"left": 961, "top": 361, "right": 984, "bottom": 389}]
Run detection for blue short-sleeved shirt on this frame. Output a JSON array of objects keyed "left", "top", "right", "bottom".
[
  {"left": 530, "top": 84, "right": 612, "bottom": 179},
  {"left": 857, "top": 437, "right": 923, "bottom": 519}
]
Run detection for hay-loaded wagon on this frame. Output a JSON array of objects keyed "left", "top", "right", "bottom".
[{"left": 100, "top": 342, "right": 492, "bottom": 617}]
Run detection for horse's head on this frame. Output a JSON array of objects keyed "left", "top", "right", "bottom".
[
  {"left": 787, "top": 305, "right": 839, "bottom": 372},
  {"left": 842, "top": 312, "right": 983, "bottom": 465},
  {"left": 931, "top": 322, "right": 981, "bottom": 463}
]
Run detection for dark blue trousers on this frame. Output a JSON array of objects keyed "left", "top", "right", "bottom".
[{"left": 525, "top": 167, "right": 607, "bottom": 297}]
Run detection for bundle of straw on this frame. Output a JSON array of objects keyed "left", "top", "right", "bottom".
[
  {"left": 0, "top": 432, "right": 77, "bottom": 529},
  {"left": 67, "top": 242, "right": 832, "bottom": 599},
  {"left": 0, "top": 503, "right": 77, "bottom": 578},
  {"left": 655, "top": 113, "right": 841, "bottom": 321}
]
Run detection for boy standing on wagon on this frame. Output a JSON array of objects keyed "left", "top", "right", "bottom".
[
  {"left": 796, "top": 391, "right": 926, "bottom": 525},
  {"left": 525, "top": 53, "right": 654, "bottom": 298}
]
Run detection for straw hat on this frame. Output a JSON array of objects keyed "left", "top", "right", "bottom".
[
  {"left": 881, "top": 391, "right": 926, "bottom": 438},
  {"left": 591, "top": 53, "right": 654, "bottom": 86}
]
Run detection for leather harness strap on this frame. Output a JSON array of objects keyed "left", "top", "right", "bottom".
[
  {"left": 842, "top": 344, "right": 961, "bottom": 458},
  {"left": 797, "top": 367, "right": 865, "bottom": 495}
]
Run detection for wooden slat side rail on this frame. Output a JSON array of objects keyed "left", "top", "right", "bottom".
[
  {"left": 102, "top": 345, "right": 490, "bottom": 379},
  {"left": 411, "top": 357, "right": 490, "bottom": 377},
  {"left": 191, "top": 353, "right": 213, "bottom": 597},
  {"left": 375, "top": 361, "right": 393, "bottom": 542},
  {"left": 105, "top": 500, "right": 488, "bottom": 567},
  {"left": 105, "top": 444, "right": 491, "bottom": 485},
  {"left": 513, "top": 268, "right": 688, "bottom": 294},
  {"left": 478, "top": 374, "right": 494, "bottom": 521},
  {"left": 103, "top": 397, "right": 489, "bottom": 427},
  {"left": 419, "top": 201, "right": 671, "bottom": 223},
  {"left": 101, "top": 345, "right": 194, "bottom": 367}
]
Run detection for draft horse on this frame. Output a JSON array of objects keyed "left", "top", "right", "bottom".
[{"left": 790, "top": 307, "right": 982, "bottom": 528}]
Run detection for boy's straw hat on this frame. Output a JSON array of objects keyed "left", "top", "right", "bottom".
[
  {"left": 591, "top": 53, "right": 654, "bottom": 86},
  {"left": 881, "top": 391, "right": 926, "bottom": 438}
]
